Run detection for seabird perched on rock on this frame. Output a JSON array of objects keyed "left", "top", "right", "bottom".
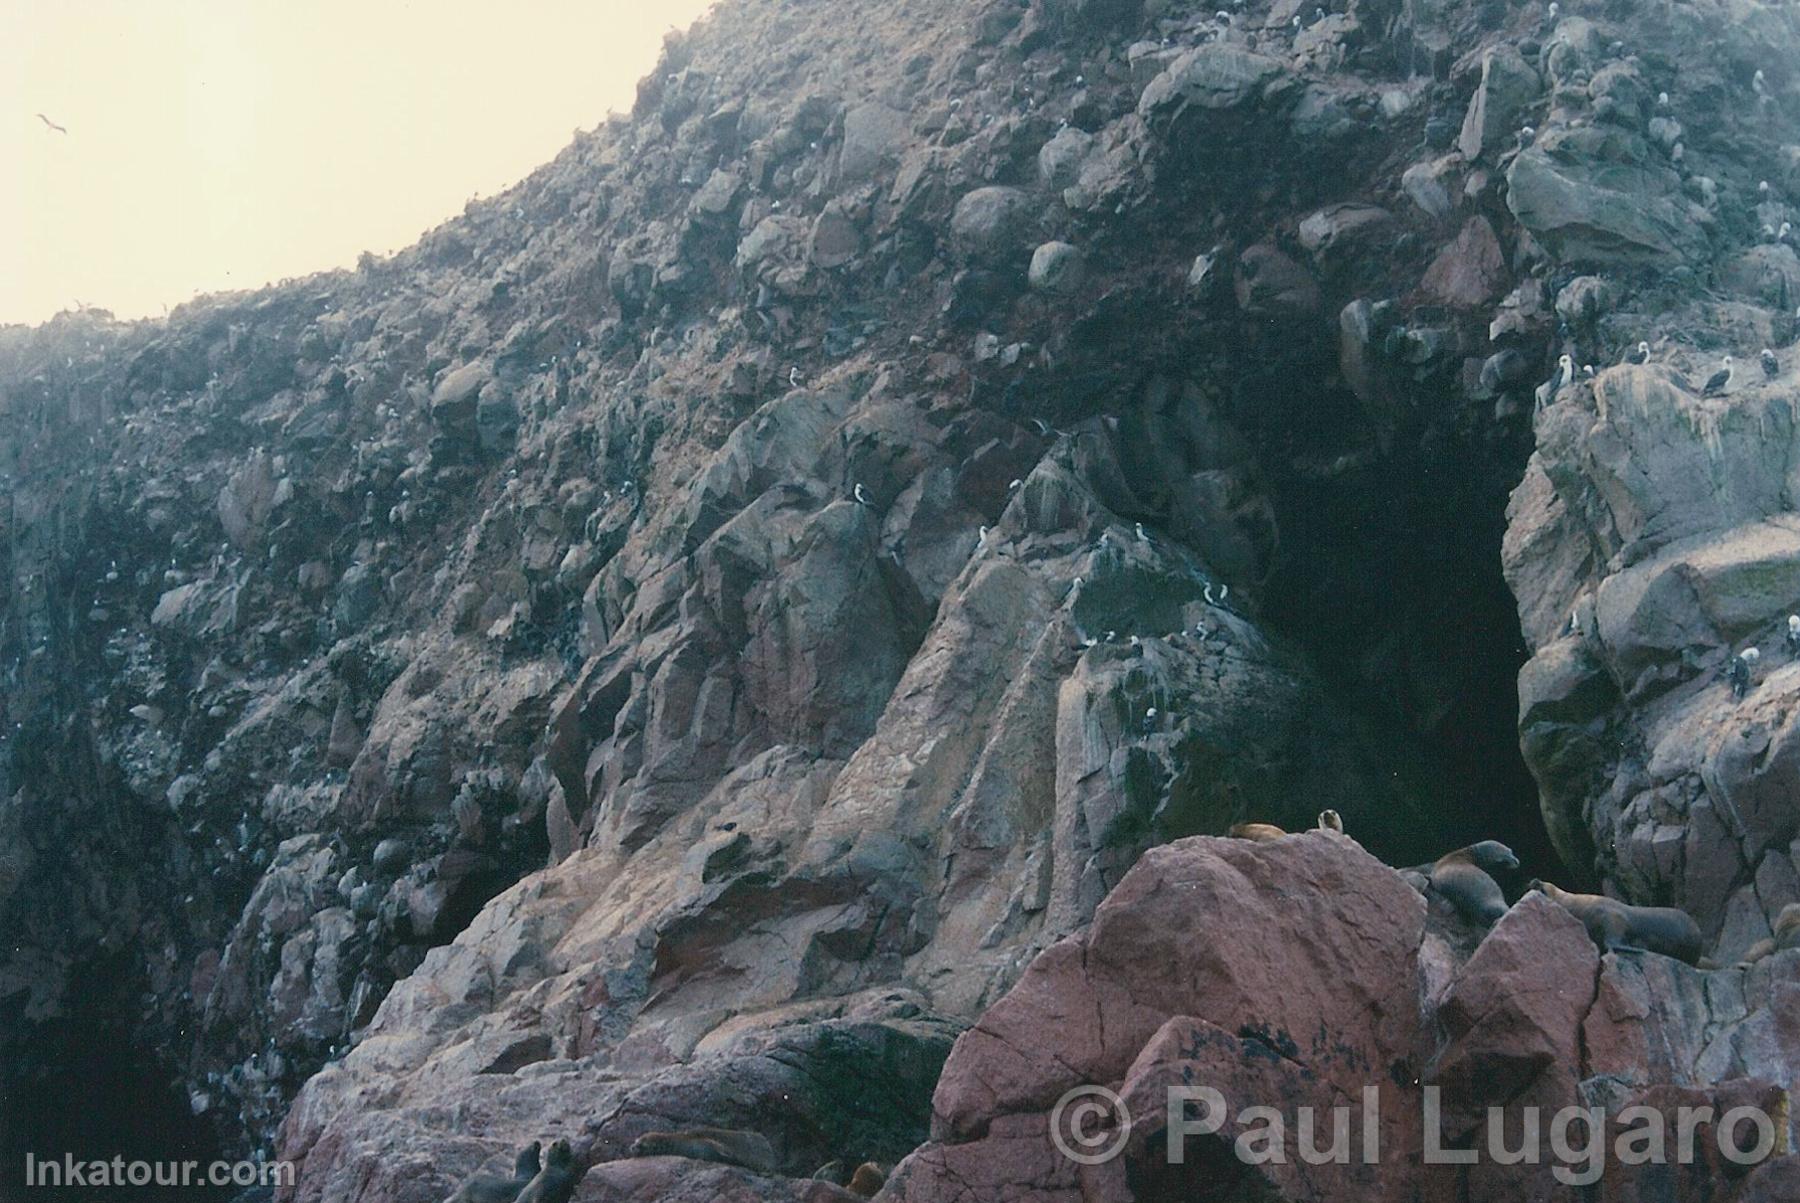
[
  {"left": 1703, "top": 356, "right": 1734, "bottom": 396},
  {"left": 1728, "top": 647, "right": 1760, "bottom": 700},
  {"left": 1626, "top": 341, "right": 1650, "bottom": 365},
  {"left": 1762, "top": 348, "right": 1780, "bottom": 378},
  {"left": 1753, "top": 69, "right": 1768, "bottom": 96},
  {"left": 1518, "top": 125, "right": 1535, "bottom": 144},
  {"left": 1144, "top": 707, "right": 1159, "bottom": 731},
  {"left": 1105, "top": 629, "right": 1117, "bottom": 642},
  {"left": 1787, "top": 614, "right": 1800, "bottom": 656},
  {"left": 1536, "top": 355, "right": 1575, "bottom": 409},
  {"left": 789, "top": 367, "right": 804, "bottom": 387},
  {"left": 1657, "top": 91, "right": 1670, "bottom": 106},
  {"left": 1008, "top": 478, "right": 1022, "bottom": 490},
  {"left": 977, "top": 525, "right": 988, "bottom": 546},
  {"left": 1135, "top": 522, "right": 1147, "bottom": 542},
  {"left": 1582, "top": 364, "right": 1595, "bottom": 378},
  {"left": 1098, "top": 531, "right": 1111, "bottom": 549},
  {"left": 1129, "top": 634, "right": 1142, "bottom": 647},
  {"left": 853, "top": 483, "right": 871, "bottom": 506}
]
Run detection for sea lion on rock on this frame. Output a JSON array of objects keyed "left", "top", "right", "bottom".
[
  {"left": 446, "top": 1143, "right": 540, "bottom": 1203},
  {"left": 1737, "top": 903, "right": 1800, "bottom": 966},
  {"left": 1529, "top": 880, "right": 1704, "bottom": 966},
  {"left": 514, "top": 1140, "right": 581, "bottom": 1203},
  {"left": 1228, "top": 822, "right": 1287, "bottom": 842},
  {"left": 628, "top": 1128, "right": 778, "bottom": 1176},
  {"left": 1416, "top": 842, "right": 1518, "bottom": 925},
  {"left": 847, "top": 1163, "right": 888, "bottom": 1197},
  {"left": 1316, "top": 809, "right": 1344, "bottom": 833}
]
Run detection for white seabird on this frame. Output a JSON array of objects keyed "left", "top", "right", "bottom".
[{"left": 1703, "top": 356, "right": 1733, "bottom": 396}]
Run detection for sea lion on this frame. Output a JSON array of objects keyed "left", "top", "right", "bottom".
[
  {"left": 514, "top": 1140, "right": 581, "bottom": 1203},
  {"left": 847, "top": 1162, "right": 888, "bottom": 1197},
  {"left": 1228, "top": 822, "right": 1287, "bottom": 842},
  {"left": 1529, "top": 880, "right": 1704, "bottom": 966},
  {"left": 1738, "top": 903, "right": 1800, "bottom": 966},
  {"left": 1417, "top": 841, "right": 1518, "bottom": 926},
  {"left": 446, "top": 1142, "right": 540, "bottom": 1203},
  {"left": 1316, "top": 810, "right": 1344, "bottom": 833},
  {"left": 628, "top": 1128, "right": 778, "bottom": 1176}
]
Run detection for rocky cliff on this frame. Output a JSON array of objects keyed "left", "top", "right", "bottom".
[{"left": 2, "top": 0, "right": 1799, "bottom": 1198}]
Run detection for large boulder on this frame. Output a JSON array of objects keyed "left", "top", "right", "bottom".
[
  {"left": 1138, "top": 45, "right": 1289, "bottom": 119},
  {"left": 950, "top": 187, "right": 1036, "bottom": 258},
  {"left": 1505, "top": 128, "right": 1706, "bottom": 265}
]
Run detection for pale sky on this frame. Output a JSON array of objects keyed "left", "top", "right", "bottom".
[{"left": 0, "top": 1, "right": 714, "bottom": 327}]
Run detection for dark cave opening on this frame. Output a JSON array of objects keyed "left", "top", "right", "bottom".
[
  {"left": 1, "top": 959, "right": 232, "bottom": 1203},
  {"left": 1252, "top": 361, "right": 1565, "bottom": 882}
]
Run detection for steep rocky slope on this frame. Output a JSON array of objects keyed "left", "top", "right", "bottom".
[{"left": 3, "top": 0, "right": 1799, "bottom": 1198}]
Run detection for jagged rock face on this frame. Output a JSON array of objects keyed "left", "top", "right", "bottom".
[
  {"left": 3, "top": 0, "right": 1798, "bottom": 1196},
  {"left": 1500, "top": 0, "right": 1800, "bottom": 966}
]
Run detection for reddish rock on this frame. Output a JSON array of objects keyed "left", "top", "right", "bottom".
[
  {"left": 1422, "top": 217, "right": 1507, "bottom": 308},
  {"left": 901, "top": 838, "right": 1793, "bottom": 1202}
]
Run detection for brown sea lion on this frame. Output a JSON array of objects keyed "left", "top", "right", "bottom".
[
  {"left": 514, "top": 1140, "right": 581, "bottom": 1203},
  {"left": 1737, "top": 903, "right": 1800, "bottom": 966},
  {"left": 1416, "top": 841, "right": 1518, "bottom": 926},
  {"left": 847, "top": 1162, "right": 888, "bottom": 1197},
  {"left": 1316, "top": 809, "right": 1344, "bottom": 833},
  {"left": 628, "top": 1127, "right": 778, "bottom": 1176},
  {"left": 1228, "top": 822, "right": 1287, "bottom": 843},
  {"left": 1530, "top": 880, "right": 1704, "bottom": 966},
  {"left": 446, "top": 1142, "right": 540, "bottom": 1203}
]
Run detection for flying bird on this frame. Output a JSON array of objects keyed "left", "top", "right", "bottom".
[{"left": 37, "top": 113, "right": 67, "bottom": 134}]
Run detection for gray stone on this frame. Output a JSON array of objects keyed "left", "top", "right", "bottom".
[
  {"left": 839, "top": 103, "right": 911, "bottom": 182},
  {"left": 950, "top": 186, "right": 1035, "bottom": 256},
  {"left": 1458, "top": 45, "right": 1541, "bottom": 162},
  {"left": 1036, "top": 126, "right": 1095, "bottom": 191},
  {"left": 1137, "top": 44, "right": 1288, "bottom": 120},
  {"left": 1027, "top": 241, "right": 1083, "bottom": 293},
  {"left": 808, "top": 205, "right": 861, "bottom": 269},
  {"left": 1505, "top": 129, "right": 1705, "bottom": 264},
  {"left": 1402, "top": 159, "right": 1456, "bottom": 220},
  {"left": 689, "top": 169, "right": 742, "bottom": 219}
]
